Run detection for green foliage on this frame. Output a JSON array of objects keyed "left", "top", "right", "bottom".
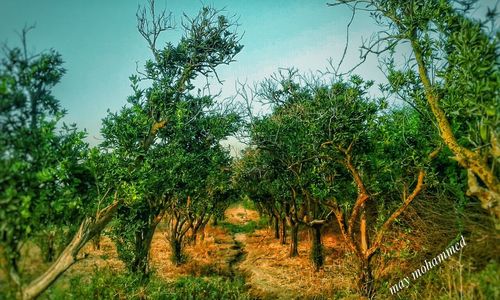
[
  {"left": 219, "top": 217, "right": 267, "bottom": 235},
  {"left": 239, "top": 197, "right": 256, "bottom": 210},
  {"left": 380, "top": 0, "right": 499, "bottom": 149},
  {"left": 357, "top": 0, "right": 500, "bottom": 217},
  {"left": 42, "top": 269, "right": 250, "bottom": 300},
  {"left": 163, "top": 276, "right": 249, "bottom": 300},
  {"left": 100, "top": 2, "right": 243, "bottom": 276},
  {"left": 0, "top": 30, "right": 92, "bottom": 285}
]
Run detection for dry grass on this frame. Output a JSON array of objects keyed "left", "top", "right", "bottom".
[
  {"left": 2, "top": 203, "right": 457, "bottom": 299},
  {"left": 225, "top": 206, "right": 358, "bottom": 299},
  {"left": 150, "top": 224, "right": 238, "bottom": 281}
]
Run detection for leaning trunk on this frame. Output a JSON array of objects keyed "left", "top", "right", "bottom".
[
  {"left": 22, "top": 201, "right": 119, "bottom": 300},
  {"left": 289, "top": 223, "right": 299, "bottom": 257},
  {"left": 411, "top": 37, "right": 500, "bottom": 220},
  {"left": 310, "top": 224, "right": 323, "bottom": 271}
]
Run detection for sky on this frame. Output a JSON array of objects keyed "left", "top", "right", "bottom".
[{"left": 0, "top": 0, "right": 496, "bottom": 150}]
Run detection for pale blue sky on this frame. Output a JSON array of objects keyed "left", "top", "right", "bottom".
[{"left": 1, "top": 0, "right": 496, "bottom": 147}]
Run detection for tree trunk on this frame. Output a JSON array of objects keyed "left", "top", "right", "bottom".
[
  {"left": 212, "top": 216, "right": 218, "bottom": 226},
  {"left": 410, "top": 37, "right": 500, "bottom": 220},
  {"left": 131, "top": 221, "right": 158, "bottom": 279},
  {"left": 274, "top": 216, "right": 280, "bottom": 239},
  {"left": 170, "top": 238, "right": 184, "bottom": 265},
  {"left": 289, "top": 223, "right": 299, "bottom": 257},
  {"left": 279, "top": 217, "right": 287, "bottom": 245},
  {"left": 22, "top": 201, "right": 119, "bottom": 300},
  {"left": 358, "top": 256, "right": 374, "bottom": 299},
  {"left": 41, "top": 232, "right": 56, "bottom": 263},
  {"left": 191, "top": 231, "right": 198, "bottom": 246},
  {"left": 92, "top": 232, "right": 101, "bottom": 251},
  {"left": 200, "top": 224, "right": 206, "bottom": 242},
  {"left": 310, "top": 224, "right": 323, "bottom": 271}
]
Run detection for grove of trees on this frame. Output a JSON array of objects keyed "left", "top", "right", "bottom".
[{"left": 1, "top": 0, "right": 498, "bottom": 299}]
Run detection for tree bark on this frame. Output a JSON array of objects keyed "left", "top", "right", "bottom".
[
  {"left": 170, "top": 238, "right": 184, "bottom": 265},
  {"left": 190, "top": 231, "right": 198, "bottom": 245},
  {"left": 131, "top": 221, "right": 158, "bottom": 279},
  {"left": 289, "top": 223, "right": 299, "bottom": 257},
  {"left": 91, "top": 233, "right": 101, "bottom": 251},
  {"left": 279, "top": 217, "right": 287, "bottom": 245},
  {"left": 22, "top": 201, "right": 119, "bottom": 300},
  {"left": 200, "top": 224, "right": 206, "bottom": 243},
  {"left": 358, "top": 256, "right": 374, "bottom": 299},
  {"left": 310, "top": 224, "right": 323, "bottom": 271},
  {"left": 274, "top": 215, "right": 280, "bottom": 239},
  {"left": 410, "top": 37, "right": 500, "bottom": 220}
]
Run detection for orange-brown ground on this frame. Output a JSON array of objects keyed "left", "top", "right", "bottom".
[
  {"left": 75, "top": 205, "right": 359, "bottom": 299},
  {"left": 236, "top": 227, "right": 355, "bottom": 299},
  {"left": 4, "top": 205, "right": 366, "bottom": 299}
]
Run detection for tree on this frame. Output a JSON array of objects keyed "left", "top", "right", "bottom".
[
  {"left": 330, "top": 0, "right": 500, "bottom": 222},
  {"left": 161, "top": 143, "right": 235, "bottom": 264},
  {"left": 0, "top": 28, "right": 120, "bottom": 300},
  {"left": 304, "top": 78, "right": 437, "bottom": 297},
  {"left": 101, "top": 0, "right": 242, "bottom": 278},
  {"left": 243, "top": 70, "right": 439, "bottom": 296},
  {"left": 0, "top": 26, "right": 84, "bottom": 287}
]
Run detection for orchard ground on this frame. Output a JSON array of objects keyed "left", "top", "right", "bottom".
[{"left": 1, "top": 202, "right": 498, "bottom": 299}]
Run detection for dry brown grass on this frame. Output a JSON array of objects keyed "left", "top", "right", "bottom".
[
  {"left": 70, "top": 223, "right": 240, "bottom": 283},
  {"left": 237, "top": 227, "right": 356, "bottom": 299},
  {"left": 1, "top": 204, "right": 437, "bottom": 299},
  {"left": 150, "top": 224, "right": 238, "bottom": 281}
]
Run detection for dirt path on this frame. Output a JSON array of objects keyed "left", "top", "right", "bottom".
[
  {"left": 227, "top": 206, "right": 351, "bottom": 299},
  {"left": 223, "top": 205, "right": 258, "bottom": 278},
  {"left": 227, "top": 234, "right": 246, "bottom": 277}
]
